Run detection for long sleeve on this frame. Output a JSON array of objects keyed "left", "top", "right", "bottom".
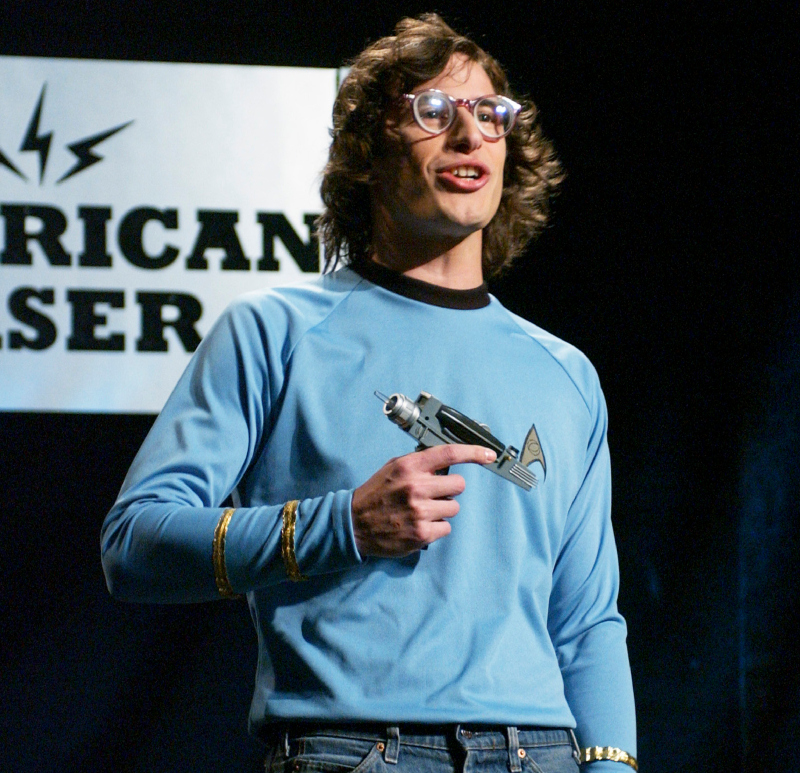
[
  {"left": 547, "top": 390, "right": 637, "bottom": 768},
  {"left": 100, "top": 294, "right": 362, "bottom": 604}
]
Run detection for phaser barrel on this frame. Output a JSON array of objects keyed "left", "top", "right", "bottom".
[{"left": 375, "top": 390, "right": 536, "bottom": 491}]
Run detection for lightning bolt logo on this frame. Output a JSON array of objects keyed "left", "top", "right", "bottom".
[
  {"left": 19, "top": 84, "right": 53, "bottom": 183},
  {"left": 0, "top": 83, "right": 133, "bottom": 185},
  {"left": 57, "top": 120, "right": 133, "bottom": 184},
  {"left": 0, "top": 147, "right": 26, "bottom": 180}
]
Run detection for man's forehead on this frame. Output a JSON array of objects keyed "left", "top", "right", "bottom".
[
  {"left": 436, "top": 55, "right": 476, "bottom": 83},
  {"left": 419, "top": 55, "right": 491, "bottom": 91}
]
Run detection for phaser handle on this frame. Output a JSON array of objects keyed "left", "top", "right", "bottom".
[
  {"left": 436, "top": 405, "right": 505, "bottom": 455},
  {"left": 375, "top": 390, "right": 536, "bottom": 491}
]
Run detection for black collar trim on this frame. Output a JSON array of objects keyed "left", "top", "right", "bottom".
[{"left": 349, "top": 260, "right": 490, "bottom": 310}]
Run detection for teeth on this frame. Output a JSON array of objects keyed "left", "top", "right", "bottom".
[{"left": 451, "top": 166, "right": 480, "bottom": 178}]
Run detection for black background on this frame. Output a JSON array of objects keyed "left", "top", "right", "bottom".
[{"left": 1, "top": 1, "right": 797, "bottom": 771}]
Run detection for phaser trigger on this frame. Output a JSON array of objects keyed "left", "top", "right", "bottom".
[{"left": 375, "top": 390, "right": 542, "bottom": 491}]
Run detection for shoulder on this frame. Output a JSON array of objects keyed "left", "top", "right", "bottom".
[
  {"left": 489, "top": 298, "right": 605, "bottom": 415},
  {"left": 213, "top": 268, "right": 365, "bottom": 347}
]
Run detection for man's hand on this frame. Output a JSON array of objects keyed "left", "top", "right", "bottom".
[{"left": 351, "top": 444, "right": 496, "bottom": 557}]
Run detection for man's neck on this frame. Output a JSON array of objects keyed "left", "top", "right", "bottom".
[{"left": 370, "top": 229, "right": 484, "bottom": 290}]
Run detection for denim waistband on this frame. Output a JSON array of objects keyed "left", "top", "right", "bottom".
[{"left": 261, "top": 721, "right": 579, "bottom": 754}]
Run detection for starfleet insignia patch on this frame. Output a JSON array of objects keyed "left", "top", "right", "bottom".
[{"left": 520, "top": 423, "right": 546, "bottom": 481}]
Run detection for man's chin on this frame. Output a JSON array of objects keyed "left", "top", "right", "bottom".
[
  {"left": 438, "top": 214, "right": 494, "bottom": 237},
  {"left": 418, "top": 221, "right": 485, "bottom": 242}
]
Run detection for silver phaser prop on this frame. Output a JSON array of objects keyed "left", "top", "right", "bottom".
[{"left": 375, "top": 390, "right": 539, "bottom": 491}]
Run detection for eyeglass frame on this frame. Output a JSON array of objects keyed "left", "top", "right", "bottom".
[{"left": 401, "top": 89, "right": 522, "bottom": 140}]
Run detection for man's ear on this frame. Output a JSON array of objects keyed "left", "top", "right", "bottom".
[
  {"left": 382, "top": 114, "right": 403, "bottom": 142},
  {"left": 375, "top": 124, "right": 404, "bottom": 162},
  {"left": 381, "top": 99, "right": 412, "bottom": 143}
]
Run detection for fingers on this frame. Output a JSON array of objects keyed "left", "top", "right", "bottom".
[
  {"left": 414, "top": 518, "right": 452, "bottom": 545},
  {"left": 351, "top": 444, "right": 496, "bottom": 558},
  {"left": 416, "top": 471, "right": 467, "bottom": 500},
  {"left": 412, "top": 443, "right": 497, "bottom": 473},
  {"left": 404, "top": 487, "right": 462, "bottom": 520}
]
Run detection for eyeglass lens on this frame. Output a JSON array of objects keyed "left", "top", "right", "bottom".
[{"left": 413, "top": 91, "right": 515, "bottom": 138}]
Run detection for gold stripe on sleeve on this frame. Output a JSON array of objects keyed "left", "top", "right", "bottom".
[
  {"left": 212, "top": 508, "right": 241, "bottom": 598},
  {"left": 280, "top": 500, "right": 308, "bottom": 582}
]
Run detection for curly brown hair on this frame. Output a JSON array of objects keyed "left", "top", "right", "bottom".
[{"left": 317, "top": 13, "right": 563, "bottom": 279}]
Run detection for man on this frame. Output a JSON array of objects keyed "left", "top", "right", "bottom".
[{"left": 102, "top": 14, "right": 637, "bottom": 773}]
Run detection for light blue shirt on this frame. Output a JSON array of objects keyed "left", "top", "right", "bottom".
[{"left": 102, "top": 264, "right": 636, "bottom": 761}]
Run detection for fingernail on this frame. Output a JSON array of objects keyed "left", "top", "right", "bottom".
[{"left": 485, "top": 449, "right": 496, "bottom": 462}]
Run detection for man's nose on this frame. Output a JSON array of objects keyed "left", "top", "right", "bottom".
[{"left": 445, "top": 107, "right": 483, "bottom": 152}]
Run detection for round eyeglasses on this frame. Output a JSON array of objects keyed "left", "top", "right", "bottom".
[{"left": 403, "top": 89, "right": 521, "bottom": 139}]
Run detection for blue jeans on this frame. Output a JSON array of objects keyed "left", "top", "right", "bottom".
[{"left": 264, "top": 725, "right": 581, "bottom": 773}]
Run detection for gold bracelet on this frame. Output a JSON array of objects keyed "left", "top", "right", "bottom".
[
  {"left": 280, "top": 500, "right": 308, "bottom": 582},
  {"left": 212, "top": 508, "right": 241, "bottom": 599},
  {"left": 581, "top": 746, "right": 638, "bottom": 770}
]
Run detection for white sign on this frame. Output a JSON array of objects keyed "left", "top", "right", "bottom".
[{"left": 0, "top": 56, "right": 337, "bottom": 413}]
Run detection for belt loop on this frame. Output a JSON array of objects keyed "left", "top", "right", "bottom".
[
  {"left": 283, "top": 730, "right": 290, "bottom": 758},
  {"left": 568, "top": 729, "right": 581, "bottom": 764},
  {"left": 384, "top": 725, "right": 400, "bottom": 764},
  {"left": 507, "top": 726, "right": 522, "bottom": 773}
]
